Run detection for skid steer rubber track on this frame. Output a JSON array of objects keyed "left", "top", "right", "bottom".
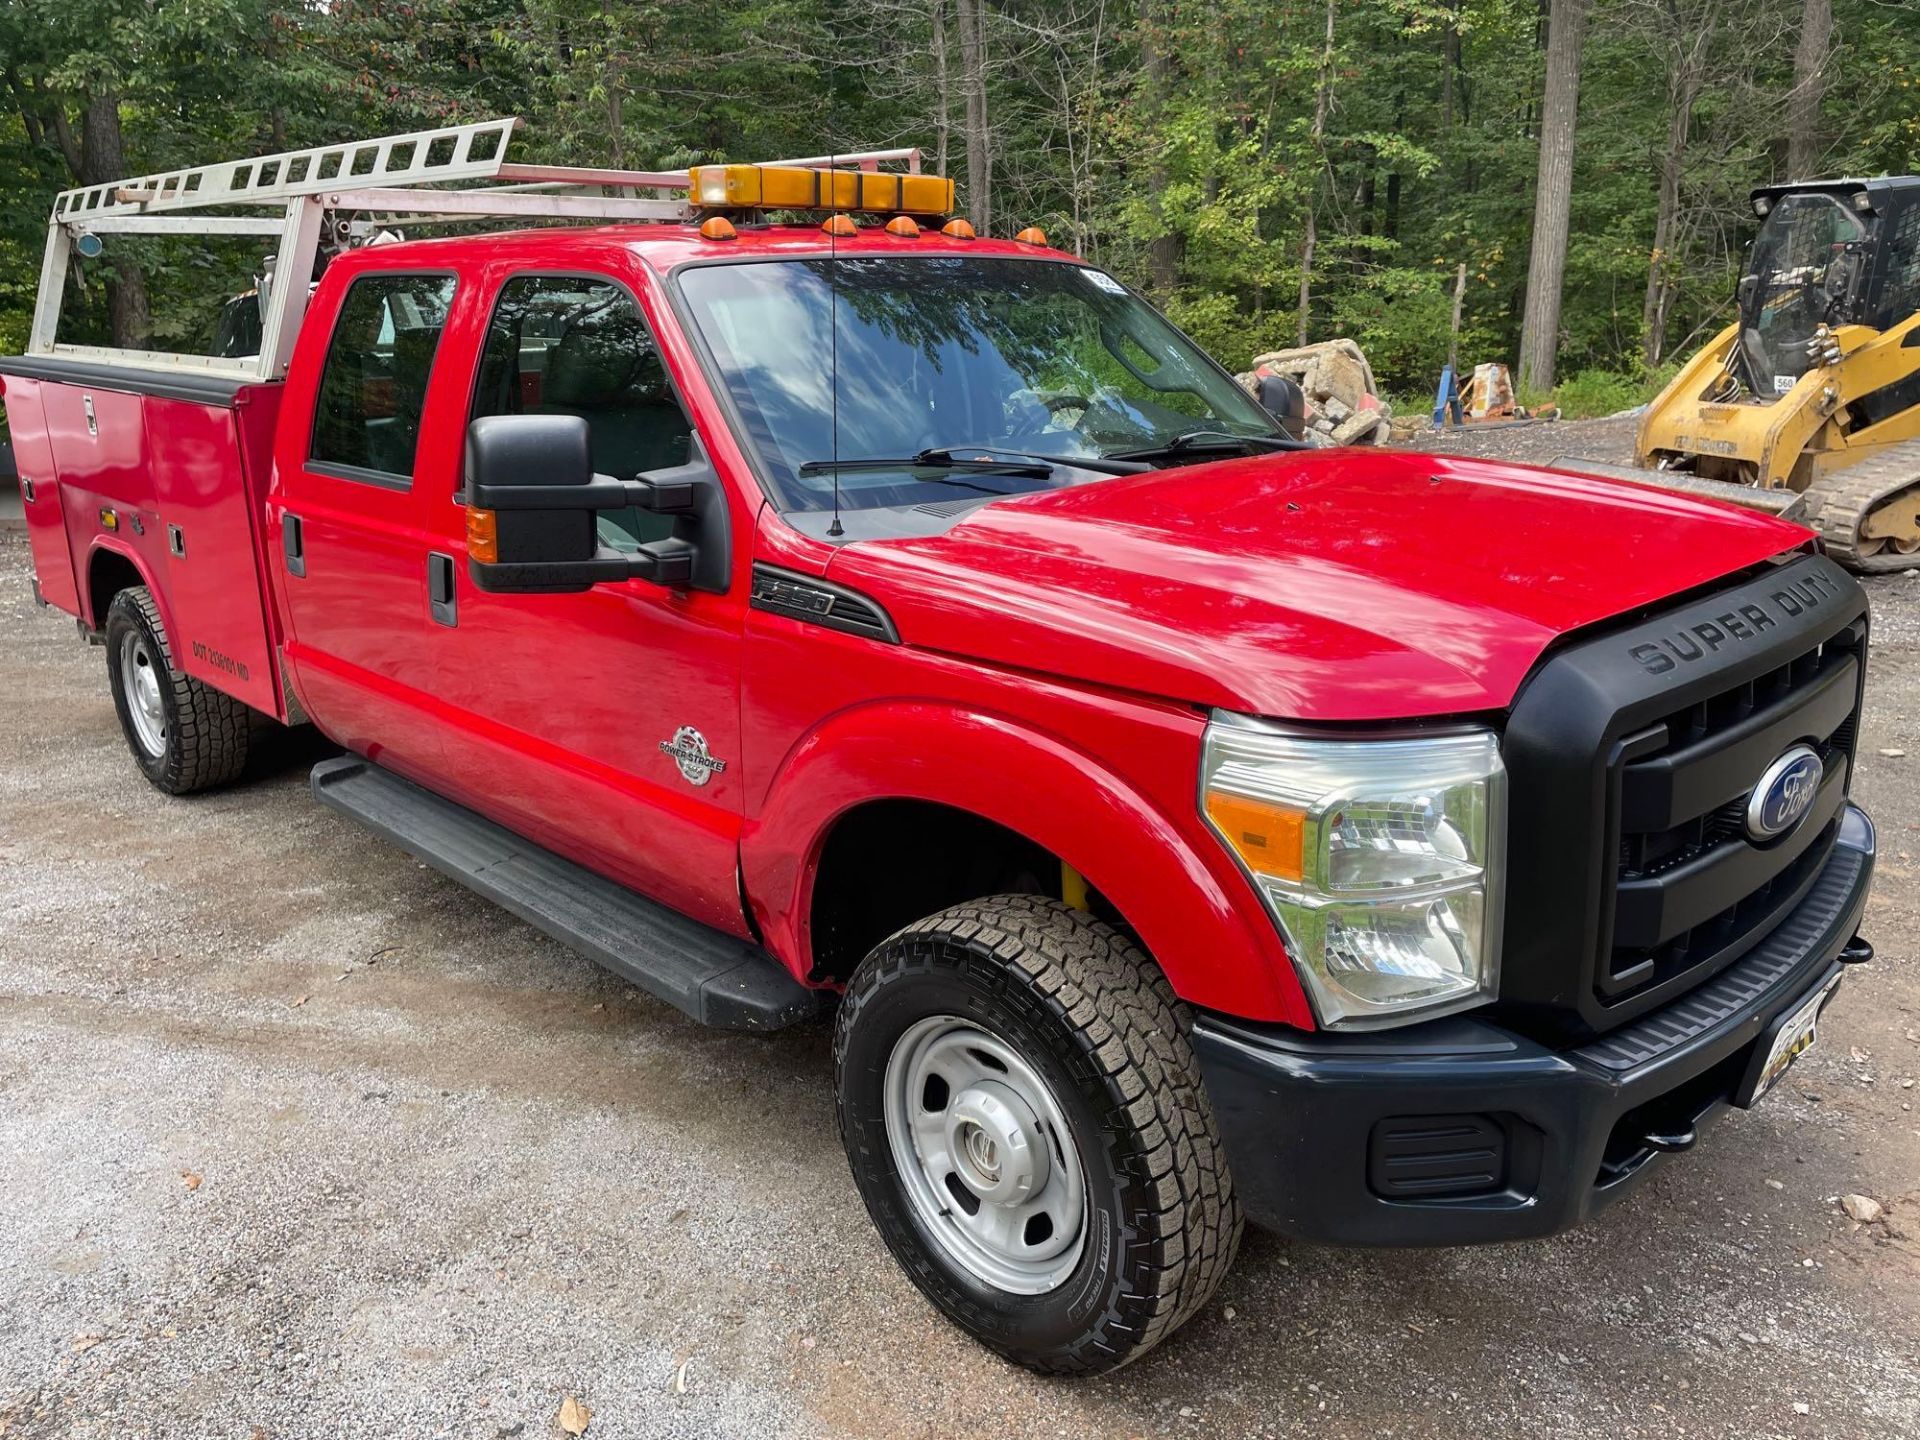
[{"left": 1806, "top": 438, "right": 1920, "bottom": 574}]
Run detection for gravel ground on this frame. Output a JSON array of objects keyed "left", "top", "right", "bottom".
[
  {"left": 2, "top": 464, "right": 1918, "bottom": 1439},
  {"left": 1412, "top": 411, "right": 1645, "bottom": 468}
]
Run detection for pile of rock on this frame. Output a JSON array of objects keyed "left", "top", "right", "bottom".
[{"left": 1236, "top": 339, "right": 1394, "bottom": 447}]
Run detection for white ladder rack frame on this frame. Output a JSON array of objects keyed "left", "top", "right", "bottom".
[{"left": 26, "top": 117, "right": 925, "bottom": 383}]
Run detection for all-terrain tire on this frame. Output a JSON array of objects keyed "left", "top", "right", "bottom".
[
  {"left": 835, "top": 895, "right": 1242, "bottom": 1375},
  {"left": 104, "top": 586, "right": 250, "bottom": 794}
]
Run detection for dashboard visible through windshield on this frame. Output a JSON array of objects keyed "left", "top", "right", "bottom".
[{"left": 673, "top": 255, "right": 1281, "bottom": 517}]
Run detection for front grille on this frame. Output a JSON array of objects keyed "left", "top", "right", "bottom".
[
  {"left": 1604, "top": 618, "right": 1863, "bottom": 1000},
  {"left": 1500, "top": 553, "right": 1868, "bottom": 1039}
]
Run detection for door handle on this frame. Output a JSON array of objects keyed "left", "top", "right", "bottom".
[
  {"left": 428, "top": 551, "right": 457, "bottom": 627},
  {"left": 283, "top": 514, "right": 305, "bottom": 577}
]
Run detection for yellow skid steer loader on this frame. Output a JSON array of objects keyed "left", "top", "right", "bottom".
[{"left": 1565, "top": 177, "right": 1920, "bottom": 572}]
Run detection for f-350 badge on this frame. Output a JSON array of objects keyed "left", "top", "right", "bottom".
[{"left": 660, "top": 726, "right": 727, "bottom": 787}]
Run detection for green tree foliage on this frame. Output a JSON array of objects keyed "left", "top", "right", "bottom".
[{"left": 1, "top": 0, "right": 1916, "bottom": 395}]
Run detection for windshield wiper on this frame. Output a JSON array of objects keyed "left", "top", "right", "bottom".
[
  {"left": 1105, "top": 429, "right": 1304, "bottom": 463},
  {"left": 912, "top": 443, "right": 1151, "bottom": 476},
  {"left": 797, "top": 447, "right": 1055, "bottom": 482}
]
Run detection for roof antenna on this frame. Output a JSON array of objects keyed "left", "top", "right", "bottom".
[{"left": 827, "top": 144, "right": 844, "bottom": 538}]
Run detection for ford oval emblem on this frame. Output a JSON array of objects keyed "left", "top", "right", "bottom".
[{"left": 1746, "top": 744, "right": 1823, "bottom": 842}]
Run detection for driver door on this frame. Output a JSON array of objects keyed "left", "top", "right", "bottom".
[{"left": 427, "top": 266, "right": 751, "bottom": 936}]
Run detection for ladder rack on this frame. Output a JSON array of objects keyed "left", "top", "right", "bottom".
[{"left": 28, "top": 118, "right": 924, "bottom": 383}]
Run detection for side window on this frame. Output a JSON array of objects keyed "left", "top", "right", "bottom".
[
  {"left": 310, "top": 273, "right": 457, "bottom": 485},
  {"left": 471, "top": 274, "right": 692, "bottom": 550},
  {"left": 1877, "top": 202, "right": 1920, "bottom": 333}
]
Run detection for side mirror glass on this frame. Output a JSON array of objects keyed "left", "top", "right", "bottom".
[{"left": 464, "top": 414, "right": 721, "bottom": 594}]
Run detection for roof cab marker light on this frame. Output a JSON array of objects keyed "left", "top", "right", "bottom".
[
  {"left": 941, "top": 218, "right": 976, "bottom": 240},
  {"left": 1753, "top": 195, "right": 1773, "bottom": 218},
  {"left": 1014, "top": 226, "right": 1049, "bottom": 246},
  {"left": 884, "top": 215, "right": 921, "bottom": 238},
  {"left": 821, "top": 212, "right": 859, "bottom": 238},
  {"left": 688, "top": 164, "right": 955, "bottom": 217},
  {"left": 1852, "top": 190, "right": 1875, "bottom": 214},
  {"left": 697, "top": 215, "right": 737, "bottom": 241}
]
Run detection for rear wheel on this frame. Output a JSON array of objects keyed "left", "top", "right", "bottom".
[
  {"left": 835, "top": 896, "right": 1241, "bottom": 1375},
  {"left": 104, "top": 586, "right": 250, "bottom": 794}
]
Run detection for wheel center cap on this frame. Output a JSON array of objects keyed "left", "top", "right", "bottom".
[{"left": 947, "top": 1081, "right": 1049, "bottom": 1204}]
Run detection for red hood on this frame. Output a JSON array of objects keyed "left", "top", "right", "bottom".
[{"left": 825, "top": 450, "right": 1814, "bottom": 721}]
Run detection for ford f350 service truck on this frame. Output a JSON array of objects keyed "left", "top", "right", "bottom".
[{"left": 1, "top": 121, "right": 1877, "bottom": 1375}]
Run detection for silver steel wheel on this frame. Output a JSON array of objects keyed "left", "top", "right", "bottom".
[
  {"left": 882, "top": 1015, "right": 1087, "bottom": 1294},
  {"left": 120, "top": 634, "right": 168, "bottom": 758}
]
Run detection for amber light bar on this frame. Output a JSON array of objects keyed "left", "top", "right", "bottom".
[{"left": 689, "top": 164, "right": 955, "bottom": 217}]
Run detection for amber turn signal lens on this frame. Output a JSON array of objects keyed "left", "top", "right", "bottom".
[
  {"left": 884, "top": 215, "right": 920, "bottom": 238},
  {"left": 465, "top": 506, "right": 498, "bottom": 565},
  {"left": 1014, "top": 226, "right": 1049, "bottom": 246},
  {"left": 698, "top": 215, "right": 737, "bottom": 241},
  {"left": 940, "top": 218, "right": 976, "bottom": 239},
  {"left": 1204, "top": 791, "right": 1305, "bottom": 884},
  {"left": 820, "top": 212, "right": 859, "bottom": 237}
]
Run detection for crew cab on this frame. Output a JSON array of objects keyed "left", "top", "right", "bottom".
[{"left": 1, "top": 122, "right": 1877, "bottom": 1375}]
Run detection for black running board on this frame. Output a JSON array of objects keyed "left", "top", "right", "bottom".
[{"left": 310, "top": 756, "right": 818, "bottom": 1031}]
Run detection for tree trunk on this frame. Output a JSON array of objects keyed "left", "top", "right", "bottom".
[
  {"left": 955, "top": 0, "right": 991, "bottom": 232},
  {"left": 608, "top": 81, "right": 624, "bottom": 168},
  {"left": 1641, "top": 65, "right": 1698, "bottom": 367},
  {"left": 79, "top": 92, "right": 150, "bottom": 350},
  {"left": 1516, "top": 0, "right": 1589, "bottom": 395},
  {"left": 1295, "top": 0, "right": 1335, "bottom": 347},
  {"left": 1140, "top": 0, "right": 1180, "bottom": 293},
  {"left": 1786, "top": 0, "right": 1831, "bottom": 178},
  {"left": 931, "top": 0, "right": 951, "bottom": 177}
]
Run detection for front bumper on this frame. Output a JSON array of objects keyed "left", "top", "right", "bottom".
[{"left": 1192, "top": 803, "right": 1875, "bottom": 1246}]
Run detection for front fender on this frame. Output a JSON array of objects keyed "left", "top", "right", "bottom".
[{"left": 740, "top": 699, "right": 1313, "bottom": 1027}]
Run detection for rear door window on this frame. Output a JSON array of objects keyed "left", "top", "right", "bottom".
[
  {"left": 310, "top": 273, "right": 458, "bottom": 485},
  {"left": 469, "top": 274, "right": 693, "bottom": 549}
]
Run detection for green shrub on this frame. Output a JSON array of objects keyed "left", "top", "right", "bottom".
[{"left": 1550, "top": 368, "right": 1671, "bottom": 420}]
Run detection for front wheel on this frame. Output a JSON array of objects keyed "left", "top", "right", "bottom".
[
  {"left": 104, "top": 586, "right": 251, "bottom": 794},
  {"left": 834, "top": 896, "right": 1241, "bottom": 1375}
]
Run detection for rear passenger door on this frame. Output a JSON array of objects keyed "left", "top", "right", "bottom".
[
  {"left": 427, "top": 269, "right": 751, "bottom": 936},
  {"left": 274, "top": 269, "right": 460, "bottom": 783}
]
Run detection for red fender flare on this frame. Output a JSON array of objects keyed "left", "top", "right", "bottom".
[{"left": 741, "top": 699, "right": 1313, "bottom": 1027}]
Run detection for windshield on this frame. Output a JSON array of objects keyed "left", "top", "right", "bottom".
[
  {"left": 1737, "top": 193, "right": 1869, "bottom": 396},
  {"left": 675, "top": 256, "right": 1280, "bottom": 512}
]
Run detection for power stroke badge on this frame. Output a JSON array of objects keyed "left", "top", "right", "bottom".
[{"left": 660, "top": 726, "right": 727, "bottom": 787}]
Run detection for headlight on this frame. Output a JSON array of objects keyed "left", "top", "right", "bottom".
[{"left": 1200, "top": 716, "right": 1505, "bottom": 1029}]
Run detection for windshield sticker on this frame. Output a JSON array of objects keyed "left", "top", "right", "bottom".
[
  {"left": 1082, "top": 269, "right": 1129, "bottom": 296},
  {"left": 1773, "top": 375, "right": 1795, "bottom": 395}
]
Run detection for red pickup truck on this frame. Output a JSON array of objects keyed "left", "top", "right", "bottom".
[{"left": 3, "top": 124, "right": 1877, "bottom": 1376}]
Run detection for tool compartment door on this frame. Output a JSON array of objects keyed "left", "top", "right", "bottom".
[
  {"left": 0, "top": 376, "right": 81, "bottom": 613},
  {"left": 146, "top": 389, "right": 282, "bottom": 714}
]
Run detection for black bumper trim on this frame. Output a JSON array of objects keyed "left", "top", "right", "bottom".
[{"left": 1193, "top": 804, "right": 1875, "bottom": 1247}]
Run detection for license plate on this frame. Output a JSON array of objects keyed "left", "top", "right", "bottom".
[{"left": 1738, "top": 973, "right": 1841, "bottom": 1107}]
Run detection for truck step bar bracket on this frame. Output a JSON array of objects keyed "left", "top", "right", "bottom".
[{"left": 310, "top": 756, "right": 818, "bottom": 1031}]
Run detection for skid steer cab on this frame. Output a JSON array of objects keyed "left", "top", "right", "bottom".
[
  {"left": 1623, "top": 176, "right": 1920, "bottom": 571},
  {"left": 0, "top": 118, "right": 1880, "bottom": 1379}
]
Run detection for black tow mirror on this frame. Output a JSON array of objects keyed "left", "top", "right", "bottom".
[
  {"left": 464, "top": 414, "right": 724, "bottom": 595},
  {"left": 1254, "top": 372, "right": 1307, "bottom": 441}
]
